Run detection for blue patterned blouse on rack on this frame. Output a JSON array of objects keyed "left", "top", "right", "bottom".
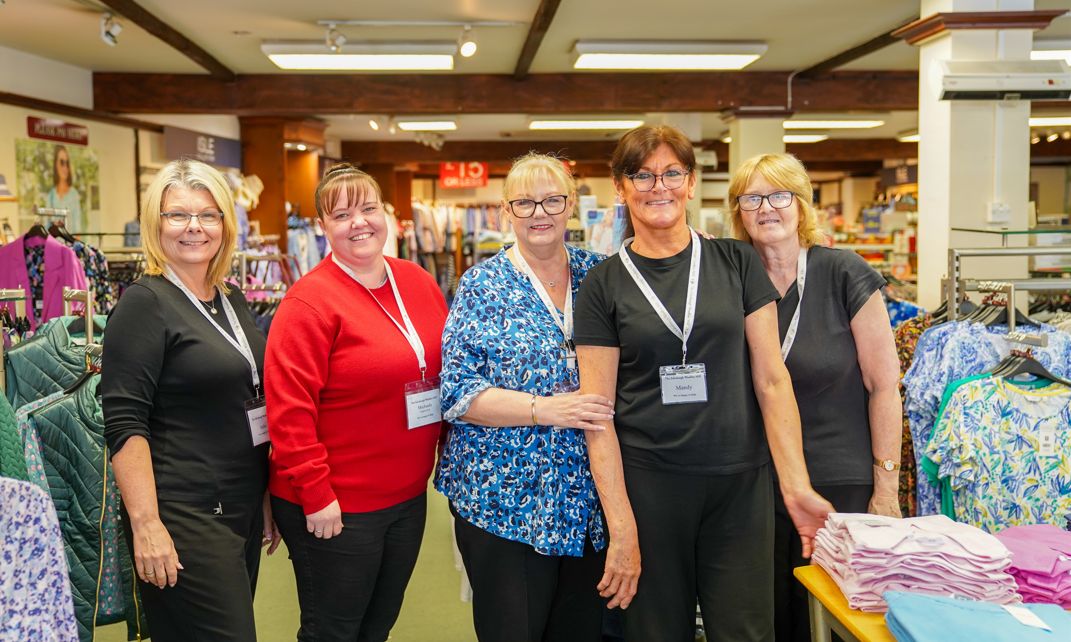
[
  {"left": 435, "top": 245, "right": 607, "bottom": 557},
  {"left": 886, "top": 299, "right": 926, "bottom": 327},
  {"left": 902, "top": 321, "right": 1071, "bottom": 516}
]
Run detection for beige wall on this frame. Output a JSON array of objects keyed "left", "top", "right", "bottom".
[{"left": 1031, "top": 165, "right": 1069, "bottom": 216}]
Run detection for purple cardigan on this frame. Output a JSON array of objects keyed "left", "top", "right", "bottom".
[{"left": 0, "top": 235, "right": 88, "bottom": 330}]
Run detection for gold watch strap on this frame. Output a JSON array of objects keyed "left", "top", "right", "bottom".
[{"left": 873, "top": 457, "right": 901, "bottom": 471}]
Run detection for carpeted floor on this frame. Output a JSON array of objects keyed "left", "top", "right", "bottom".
[{"left": 95, "top": 488, "right": 477, "bottom": 641}]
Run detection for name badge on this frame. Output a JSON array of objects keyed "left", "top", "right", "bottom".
[
  {"left": 245, "top": 397, "right": 269, "bottom": 446},
  {"left": 659, "top": 364, "right": 708, "bottom": 405},
  {"left": 405, "top": 377, "right": 442, "bottom": 429}
]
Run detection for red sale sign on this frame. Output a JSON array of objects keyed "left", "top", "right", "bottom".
[{"left": 439, "top": 162, "right": 488, "bottom": 189}]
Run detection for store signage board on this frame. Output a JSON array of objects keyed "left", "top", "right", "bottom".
[
  {"left": 879, "top": 164, "right": 918, "bottom": 190},
  {"left": 164, "top": 126, "right": 242, "bottom": 169},
  {"left": 439, "top": 162, "right": 488, "bottom": 189},
  {"left": 27, "top": 117, "right": 88, "bottom": 146}
]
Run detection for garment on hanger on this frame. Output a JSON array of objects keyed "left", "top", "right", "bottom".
[
  {"left": 0, "top": 235, "right": 88, "bottom": 331},
  {"left": 4, "top": 315, "right": 108, "bottom": 408}
]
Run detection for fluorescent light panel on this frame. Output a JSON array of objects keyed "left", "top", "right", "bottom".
[
  {"left": 783, "top": 120, "right": 885, "bottom": 129},
  {"left": 783, "top": 134, "right": 828, "bottom": 143},
  {"left": 529, "top": 119, "right": 644, "bottom": 131},
  {"left": 1030, "top": 117, "right": 1071, "bottom": 127},
  {"left": 1032, "top": 50, "right": 1071, "bottom": 64},
  {"left": 572, "top": 41, "right": 766, "bottom": 71},
  {"left": 397, "top": 120, "right": 457, "bottom": 131},
  {"left": 1033, "top": 39, "right": 1071, "bottom": 65},
  {"left": 262, "top": 41, "right": 456, "bottom": 71},
  {"left": 897, "top": 134, "right": 920, "bottom": 143}
]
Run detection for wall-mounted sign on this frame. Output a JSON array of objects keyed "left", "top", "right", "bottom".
[
  {"left": 439, "top": 162, "right": 488, "bottom": 189},
  {"left": 27, "top": 117, "right": 89, "bottom": 146},
  {"left": 164, "top": 126, "right": 242, "bottom": 169},
  {"left": 879, "top": 164, "right": 918, "bottom": 190}
]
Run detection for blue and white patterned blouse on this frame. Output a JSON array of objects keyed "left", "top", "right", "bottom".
[{"left": 435, "top": 245, "right": 607, "bottom": 557}]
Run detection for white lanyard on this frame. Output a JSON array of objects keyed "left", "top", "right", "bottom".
[
  {"left": 332, "top": 254, "right": 429, "bottom": 379},
  {"left": 780, "top": 248, "right": 809, "bottom": 362},
  {"left": 619, "top": 228, "right": 702, "bottom": 365},
  {"left": 511, "top": 245, "right": 573, "bottom": 353},
  {"left": 164, "top": 266, "right": 261, "bottom": 390}
]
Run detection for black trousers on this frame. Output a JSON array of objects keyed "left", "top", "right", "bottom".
[
  {"left": 272, "top": 493, "right": 427, "bottom": 642},
  {"left": 122, "top": 495, "right": 264, "bottom": 642},
  {"left": 623, "top": 463, "right": 775, "bottom": 642},
  {"left": 773, "top": 483, "right": 872, "bottom": 642},
  {"left": 451, "top": 504, "right": 607, "bottom": 642}
]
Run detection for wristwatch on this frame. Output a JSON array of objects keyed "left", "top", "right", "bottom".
[{"left": 874, "top": 457, "right": 901, "bottom": 472}]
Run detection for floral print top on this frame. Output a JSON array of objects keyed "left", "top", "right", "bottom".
[{"left": 435, "top": 246, "right": 607, "bottom": 557}]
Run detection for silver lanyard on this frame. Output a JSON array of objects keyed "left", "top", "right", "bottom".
[
  {"left": 619, "top": 228, "right": 701, "bottom": 365},
  {"left": 332, "top": 254, "right": 429, "bottom": 379},
  {"left": 511, "top": 245, "right": 573, "bottom": 353},
  {"left": 780, "top": 248, "right": 809, "bottom": 362},
  {"left": 164, "top": 267, "right": 261, "bottom": 390}
]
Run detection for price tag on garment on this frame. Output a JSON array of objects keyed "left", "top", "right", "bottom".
[
  {"left": 659, "top": 364, "right": 708, "bottom": 405},
  {"left": 1039, "top": 425, "right": 1057, "bottom": 458},
  {"left": 1001, "top": 605, "right": 1052, "bottom": 631},
  {"left": 404, "top": 377, "right": 442, "bottom": 429},
  {"left": 245, "top": 397, "right": 269, "bottom": 447}
]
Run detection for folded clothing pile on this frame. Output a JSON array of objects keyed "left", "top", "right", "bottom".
[
  {"left": 885, "top": 590, "right": 1071, "bottom": 641},
  {"left": 811, "top": 513, "right": 1020, "bottom": 612},
  {"left": 995, "top": 524, "right": 1071, "bottom": 607}
]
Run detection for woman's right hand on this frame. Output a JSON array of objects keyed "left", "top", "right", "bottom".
[
  {"left": 132, "top": 517, "right": 182, "bottom": 589},
  {"left": 598, "top": 531, "right": 641, "bottom": 609},
  {"left": 538, "top": 392, "right": 614, "bottom": 430},
  {"left": 306, "top": 499, "right": 343, "bottom": 539}
]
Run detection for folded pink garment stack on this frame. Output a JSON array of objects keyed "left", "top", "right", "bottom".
[
  {"left": 810, "top": 513, "right": 1020, "bottom": 612},
  {"left": 994, "top": 524, "right": 1071, "bottom": 608}
]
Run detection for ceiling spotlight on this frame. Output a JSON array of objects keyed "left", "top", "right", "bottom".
[
  {"left": 1063, "top": 131, "right": 1071, "bottom": 140},
  {"left": 1047, "top": 132, "right": 1060, "bottom": 143},
  {"left": 387, "top": 119, "right": 397, "bottom": 135},
  {"left": 325, "top": 24, "right": 346, "bottom": 53},
  {"left": 459, "top": 25, "right": 477, "bottom": 58},
  {"left": 100, "top": 12, "right": 122, "bottom": 47},
  {"left": 368, "top": 118, "right": 380, "bottom": 131},
  {"left": 1031, "top": 135, "right": 1042, "bottom": 145}
]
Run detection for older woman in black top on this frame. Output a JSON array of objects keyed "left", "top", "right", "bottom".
[
  {"left": 729, "top": 153, "right": 902, "bottom": 642},
  {"left": 574, "top": 125, "right": 833, "bottom": 642},
  {"left": 102, "top": 158, "right": 277, "bottom": 642}
]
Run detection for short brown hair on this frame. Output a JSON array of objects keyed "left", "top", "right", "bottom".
[
  {"left": 728, "top": 153, "right": 827, "bottom": 248},
  {"left": 314, "top": 163, "right": 383, "bottom": 219},
  {"left": 610, "top": 125, "right": 696, "bottom": 181}
]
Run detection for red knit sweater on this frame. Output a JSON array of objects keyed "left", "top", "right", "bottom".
[{"left": 265, "top": 256, "right": 448, "bottom": 514}]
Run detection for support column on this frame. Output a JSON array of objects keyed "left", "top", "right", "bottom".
[
  {"left": 727, "top": 113, "right": 787, "bottom": 174},
  {"left": 896, "top": 1, "right": 1063, "bottom": 307},
  {"left": 239, "top": 117, "right": 287, "bottom": 248},
  {"left": 394, "top": 168, "right": 414, "bottom": 221}
]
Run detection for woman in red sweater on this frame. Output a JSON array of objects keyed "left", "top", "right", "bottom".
[{"left": 265, "top": 163, "right": 448, "bottom": 641}]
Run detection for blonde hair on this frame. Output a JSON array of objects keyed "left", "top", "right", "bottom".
[
  {"left": 141, "top": 158, "right": 237, "bottom": 292},
  {"left": 728, "top": 153, "right": 827, "bottom": 248},
  {"left": 314, "top": 163, "right": 382, "bottom": 219},
  {"left": 502, "top": 152, "right": 578, "bottom": 218}
]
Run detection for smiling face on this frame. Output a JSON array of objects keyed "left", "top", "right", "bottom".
[
  {"left": 738, "top": 172, "right": 801, "bottom": 249},
  {"left": 321, "top": 183, "right": 388, "bottom": 270},
  {"left": 616, "top": 143, "right": 696, "bottom": 235},
  {"left": 158, "top": 186, "right": 224, "bottom": 272},
  {"left": 506, "top": 174, "right": 572, "bottom": 256}
]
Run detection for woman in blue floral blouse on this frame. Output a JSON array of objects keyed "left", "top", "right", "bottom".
[{"left": 436, "top": 152, "right": 615, "bottom": 642}]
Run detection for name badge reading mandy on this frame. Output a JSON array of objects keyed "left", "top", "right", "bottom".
[
  {"left": 245, "top": 397, "right": 270, "bottom": 447},
  {"left": 405, "top": 377, "right": 442, "bottom": 429},
  {"left": 659, "top": 364, "right": 708, "bottom": 405}
]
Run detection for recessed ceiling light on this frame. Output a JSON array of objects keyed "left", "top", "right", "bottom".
[
  {"left": 1030, "top": 117, "right": 1071, "bottom": 127},
  {"left": 1047, "top": 132, "right": 1060, "bottom": 142},
  {"left": 396, "top": 120, "right": 457, "bottom": 132},
  {"left": 572, "top": 41, "right": 766, "bottom": 71},
  {"left": 783, "top": 134, "right": 829, "bottom": 144},
  {"left": 721, "top": 136, "right": 732, "bottom": 143},
  {"left": 261, "top": 41, "right": 456, "bottom": 71},
  {"left": 783, "top": 120, "right": 885, "bottom": 129},
  {"left": 528, "top": 119, "right": 644, "bottom": 131},
  {"left": 368, "top": 119, "right": 380, "bottom": 131}
]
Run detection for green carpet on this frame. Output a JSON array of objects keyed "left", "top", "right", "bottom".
[{"left": 94, "top": 489, "right": 476, "bottom": 641}]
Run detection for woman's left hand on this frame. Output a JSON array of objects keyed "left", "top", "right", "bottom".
[
  {"left": 261, "top": 492, "right": 281, "bottom": 555},
  {"left": 867, "top": 493, "right": 901, "bottom": 518}
]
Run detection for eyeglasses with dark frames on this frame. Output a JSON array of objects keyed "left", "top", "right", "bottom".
[
  {"left": 507, "top": 194, "right": 569, "bottom": 218},
  {"left": 626, "top": 168, "right": 690, "bottom": 192},
  {"left": 736, "top": 191, "right": 796, "bottom": 211}
]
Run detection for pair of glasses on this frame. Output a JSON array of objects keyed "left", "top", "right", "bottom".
[
  {"left": 508, "top": 195, "right": 568, "bottom": 218},
  {"left": 58, "top": 159, "right": 69, "bottom": 167},
  {"left": 626, "top": 168, "right": 690, "bottom": 192},
  {"left": 736, "top": 191, "right": 796, "bottom": 211},
  {"left": 160, "top": 211, "right": 224, "bottom": 227}
]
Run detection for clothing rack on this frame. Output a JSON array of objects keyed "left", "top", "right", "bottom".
[
  {"left": 0, "top": 288, "right": 28, "bottom": 394},
  {"left": 964, "top": 280, "right": 1048, "bottom": 347},
  {"left": 946, "top": 247, "right": 1071, "bottom": 321},
  {"left": 62, "top": 287, "right": 95, "bottom": 344}
]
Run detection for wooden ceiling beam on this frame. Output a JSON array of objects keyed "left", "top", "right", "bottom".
[
  {"left": 341, "top": 139, "right": 619, "bottom": 164},
  {"left": 0, "top": 91, "right": 164, "bottom": 132},
  {"left": 513, "top": 0, "right": 563, "bottom": 80},
  {"left": 99, "top": 0, "right": 235, "bottom": 81},
  {"left": 93, "top": 70, "right": 921, "bottom": 114},
  {"left": 795, "top": 15, "right": 918, "bottom": 80}
]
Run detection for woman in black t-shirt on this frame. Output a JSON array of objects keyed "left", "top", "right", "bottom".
[
  {"left": 574, "top": 125, "right": 834, "bottom": 642},
  {"left": 729, "top": 153, "right": 902, "bottom": 642}
]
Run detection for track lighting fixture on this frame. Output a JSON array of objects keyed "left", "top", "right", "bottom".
[
  {"left": 1047, "top": 132, "right": 1060, "bottom": 143},
  {"left": 325, "top": 24, "right": 346, "bottom": 53},
  {"left": 459, "top": 25, "right": 477, "bottom": 58},
  {"left": 100, "top": 12, "right": 122, "bottom": 47}
]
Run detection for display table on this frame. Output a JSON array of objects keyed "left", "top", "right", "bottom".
[{"left": 793, "top": 565, "right": 896, "bottom": 642}]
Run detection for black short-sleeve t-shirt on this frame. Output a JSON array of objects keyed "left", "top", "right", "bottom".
[
  {"left": 777, "top": 246, "right": 886, "bottom": 485},
  {"left": 574, "top": 237, "right": 780, "bottom": 474}
]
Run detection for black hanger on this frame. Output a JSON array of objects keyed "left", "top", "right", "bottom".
[
  {"left": 989, "top": 350, "right": 1071, "bottom": 387},
  {"left": 48, "top": 220, "right": 77, "bottom": 244},
  {"left": 25, "top": 220, "right": 49, "bottom": 239}
]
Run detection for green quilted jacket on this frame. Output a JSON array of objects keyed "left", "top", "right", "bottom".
[
  {"left": 4, "top": 316, "right": 108, "bottom": 409},
  {"left": 0, "top": 394, "right": 28, "bottom": 482}
]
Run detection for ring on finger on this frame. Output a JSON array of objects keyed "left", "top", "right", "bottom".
[{"left": 145, "top": 569, "right": 156, "bottom": 576}]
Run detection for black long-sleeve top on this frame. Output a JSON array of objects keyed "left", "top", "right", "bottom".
[{"left": 101, "top": 275, "right": 268, "bottom": 502}]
